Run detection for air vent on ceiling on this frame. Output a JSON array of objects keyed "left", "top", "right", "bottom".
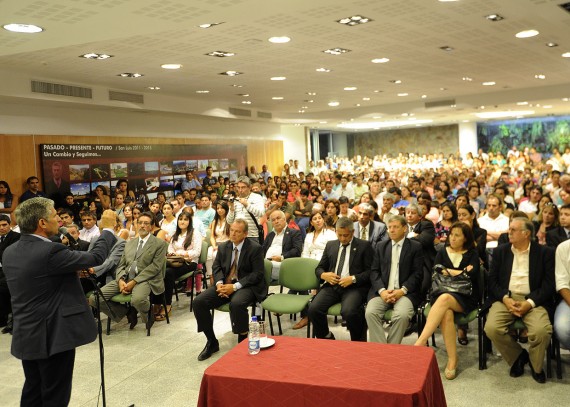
[
  {"left": 31, "top": 80, "right": 92, "bottom": 98},
  {"left": 229, "top": 107, "right": 252, "bottom": 117},
  {"left": 424, "top": 99, "right": 456, "bottom": 109},
  {"left": 109, "top": 91, "right": 144, "bottom": 104},
  {"left": 257, "top": 111, "right": 272, "bottom": 119},
  {"left": 559, "top": 2, "right": 570, "bottom": 13}
]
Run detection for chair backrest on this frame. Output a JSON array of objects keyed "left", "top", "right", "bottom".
[
  {"left": 279, "top": 258, "right": 320, "bottom": 291},
  {"left": 263, "top": 259, "right": 273, "bottom": 287},
  {"left": 199, "top": 240, "right": 208, "bottom": 264}
]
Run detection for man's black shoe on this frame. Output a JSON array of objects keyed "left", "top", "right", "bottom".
[
  {"left": 198, "top": 340, "right": 220, "bottom": 361},
  {"left": 1, "top": 325, "right": 12, "bottom": 334},
  {"left": 145, "top": 312, "right": 155, "bottom": 331},
  {"left": 529, "top": 359, "right": 546, "bottom": 384},
  {"left": 126, "top": 307, "right": 138, "bottom": 330},
  {"left": 509, "top": 349, "right": 529, "bottom": 378}
]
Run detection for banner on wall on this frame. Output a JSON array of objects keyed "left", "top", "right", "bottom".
[{"left": 39, "top": 143, "right": 247, "bottom": 203}]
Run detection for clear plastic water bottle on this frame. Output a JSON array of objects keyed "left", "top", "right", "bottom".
[{"left": 248, "top": 316, "right": 260, "bottom": 355}]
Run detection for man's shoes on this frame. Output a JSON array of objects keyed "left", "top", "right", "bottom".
[
  {"left": 509, "top": 349, "right": 529, "bottom": 378},
  {"left": 529, "top": 359, "right": 546, "bottom": 384},
  {"left": 126, "top": 307, "right": 138, "bottom": 330},
  {"left": 145, "top": 312, "right": 155, "bottom": 331},
  {"left": 293, "top": 316, "right": 309, "bottom": 330},
  {"left": 1, "top": 325, "right": 12, "bottom": 334},
  {"left": 323, "top": 331, "right": 335, "bottom": 340},
  {"left": 198, "top": 340, "right": 220, "bottom": 361}
]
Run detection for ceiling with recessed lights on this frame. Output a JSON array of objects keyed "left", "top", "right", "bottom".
[{"left": 1, "top": 0, "right": 570, "bottom": 130}]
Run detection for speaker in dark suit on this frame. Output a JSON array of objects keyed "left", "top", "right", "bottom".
[
  {"left": 193, "top": 218, "right": 266, "bottom": 360},
  {"left": 365, "top": 215, "right": 424, "bottom": 344},
  {"left": 308, "top": 217, "right": 373, "bottom": 341},
  {"left": 2, "top": 198, "right": 116, "bottom": 406}
]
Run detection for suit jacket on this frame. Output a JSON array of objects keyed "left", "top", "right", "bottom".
[
  {"left": 315, "top": 238, "right": 373, "bottom": 295},
  {"left": 486, "top": 242, "right": 556, "bottom": 312},
  {"left": 353, "top": 220, "right": 388, "bottom": 249},
  {"left": 115, "top": 234, "right": 167, "bottom": 295},
  {"left": 0, "top": 230, "right": 21, "bottom": 288},
  {"left": 213, "top": 238, "right": 267, "bottom": 301},
  {"left": 262, "top": 227, "right": 303, "bottom": 259},
  {"left": 546, "top": 226, "right": 568, "bottom": 248},
  {"left": 2, "top": 231, "right": 116, "bottom": 360},
  {"left": 45, "top": 178, "right": 71, "bottom": 208},
  {"left": 89, "top": 236, "right": 126, "bottom": 278},
  {"left": 367, "top": 238, "right": 424, "bottom": 307},
  {"left": 411, "top": 220, "right": 437, "bottom": 292}
]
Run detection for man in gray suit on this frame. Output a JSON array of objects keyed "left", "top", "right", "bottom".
[
  {"left": 90, "top": 212, "right": 167, "bottom": 330},
  {"left": 2, "top": 198, "right": 116, "bottom": 407},
  {"left": 353, "top": 203, "right": 388, "bottom": 249}
]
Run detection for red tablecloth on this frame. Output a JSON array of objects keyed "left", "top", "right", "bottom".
[{"left": 198, "top": 336, "right": 446, "bottom": 407}]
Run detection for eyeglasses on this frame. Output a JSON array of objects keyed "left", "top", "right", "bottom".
[{"left": 138, "top": 221, "right": 151, "bottom": 226}]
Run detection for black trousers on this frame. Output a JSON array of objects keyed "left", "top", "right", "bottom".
[
  {"left": 193, "top": 285, "right": 256, "bottom": 334},
  {"left": 308, "top": 285, "right": 367, "bottom": 341},
  {"left": 21, "top": 348, "right": 76, "bottom": 407},
  {"left": 0, "top": 285, "right": 11, "bottom": 326},
  {"left": 161, "top": 262, "right": 197, "bottom": 305}
]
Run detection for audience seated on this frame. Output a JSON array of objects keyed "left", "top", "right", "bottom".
[{"left": 353, "top": 203, "right": 387, "bottom": 249}]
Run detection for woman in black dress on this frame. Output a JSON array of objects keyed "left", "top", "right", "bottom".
[{"left": 415, "top": 222, "right": 480, "bottom": 380}]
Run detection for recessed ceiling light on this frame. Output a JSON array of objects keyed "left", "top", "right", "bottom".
[
  {"left": 272, "top": 97, "right": 284, "bottom": 100},
  {"left": 337, "top": 15, "right": 373, "bottom": 26},
  {"left": 440, "top": 46, "right": 454, "bottom": 51},
  {"left": 147, "top": 86, "right": 160, "bottom": 90},
  {"left": 338, "top": 119, "right": 433, "bottom": 130},
  {"left": 344, "top": 86, "right": 357, "bottom": 91},
  {"left": 401, "top": 113, "right": 410, "bottom": 117},
  {"left": 516, "top": 29, "right": 539, "bottom": 38},
  {"left": 474, "top": 110, "right": 534, "bottom": 119},
  {"left": 268, "top": 36, "right": 291, "bottom": 43},
  {"left": 161, "top": 64, "right": 182, "bottom": 69},
  {"left": 485, "top": 14, "right": 505, "bottom": 21},
  {"left": 118, "top": 73, "right": 143, "bottom": 78},
  {"left": 80, "top": 53, "right": 113, "bottom": 60},
  {"left": 563, "top": 98, "right": 569, "bottom": 102},
  {"left": 319, "top": 121, "right": 327, "bottom": 124},
  {"left": 546, "top": 42, "right": 558, "bottom": 47},
  {"left": 517, "top": 101, "right": 529, "bottom": 105},
  {"left": 355, "top": 103, "right": 361, "bottom": 107},
  {"left": 323, "top": 47, "right": 351, "bottom": 55},
  {"left": 304, "top": 99, "right": 314, "bottom": 103},
  {"left": 362, "top": 97, "right": 370, "bottom": 101},
  {"left": 389, "top": 79, "right": 402, "bottom": 84},
  {"left": 563, "top": 52, "right": 570, "bottom": 58},
  {"left": 543, "top": 105, "right": 553, "bottom": 108},
  {"left": 205, "top": 51, "right": 235, "bottom": 57},
  {"left": 198, "top": 22, "right": 223, "bottom": 28},
  {"left": 2, "top": 23, "right": 43, "bottom": 33},
  {"left": 371, "top": 58, "right": 390, "bottom": 63},
  {"left": 462, "top": 77, "right": 473, "bottom": 81},
  {"left": 421, "top": 95, "right": 427, "bottom": 99},
  {"left": 301, "top": 106, "right": 308, "bottom": 109},
  {"left": 242, "top": 101, "right": 252, "bottom": 104},
  {"left": 462, "top": 120, "right": 470, "bottom": 123},
  {"left": 298, "top": 110, "right": 305, "bottom": 113},
  {"left": 196, "top": 90, "right": 210, "bottom": 94},
  {"left": 482, "top": 81, "right": 496, "bottom": 86},
  {"left": 220, "top": 71, "right": 242, "bottom": 76},
  {"left": 397, "top": 93, "right": 409, "bottom": 97},
  {"left": 270, "top": 76, "right": 286, "bottom": 81},
  {"left": 316, "top": 68, "right": 332, "bottom": 73},
  {"left": 237, "top": 93, "right": 250, "bottom": 97},
  {"left": 440, "top": 87, "right": 447, "bottom": 91},
  {"left": 534, "top": 74, "right": 546, "bottom": 79},
  {"left": 328, "top": 101, "right": 340, "bottom": 107},
  {"left": 307, "top": 92, "right": 317, "bottom": 96},
  {"left": 231, "top": 84, "right": 243, "bottom": 87}
]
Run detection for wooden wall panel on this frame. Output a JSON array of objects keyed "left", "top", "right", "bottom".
[{"left": 0, "top": 134, "right": 284, "bottom": 198}]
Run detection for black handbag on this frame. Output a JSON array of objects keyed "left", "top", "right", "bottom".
[
  {"left": 430, "top": 264, "right": 472, "bottom": 298},
  {"left": 246, "top": 208, "right": 264, "bottom": 245}
]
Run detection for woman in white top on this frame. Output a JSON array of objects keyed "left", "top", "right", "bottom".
[
  {"left": 206, "top": 201, "right": 231, "bottom": 284},
  {"left": 122, "top": 205, "right": 137, "bottom": 241},
  {"left": 156, "top": 211, "right": 202, "bottom": 321},
  {"left": 301, "top": 212, "right": 337, "bottom": 260},
  {"left": 159, "top": 202, "right": 177, "bottom": 241}
]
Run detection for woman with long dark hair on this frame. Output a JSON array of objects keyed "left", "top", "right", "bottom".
[
  {"left": 157, "top": 211, "right": 202, "bottom": 321},
  {"left": 206, "top": 200, "right": 231, "bottom": 285},
  {"left": 0, "top": 180, "right": 17, "bottom": 216}
]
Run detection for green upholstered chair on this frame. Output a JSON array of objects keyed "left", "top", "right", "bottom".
[
  {"left": 105, "top": 292, "right": 169, "bottom": 336},
  {"left": 261, "top": 258, "right": 320, "bottom": 337}
]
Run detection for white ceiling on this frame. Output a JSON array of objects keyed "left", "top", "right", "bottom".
[{"left": 1, "top": 0, "right": 570, "bottom": 130}]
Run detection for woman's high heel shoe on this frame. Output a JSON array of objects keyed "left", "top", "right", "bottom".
[{"left": 444, "top": 367, "right": 457, "bottom": 380}]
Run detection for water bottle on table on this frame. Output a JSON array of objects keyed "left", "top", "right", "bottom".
[{"left": 248, "top": 316, "right": 260, "bottom": 355}]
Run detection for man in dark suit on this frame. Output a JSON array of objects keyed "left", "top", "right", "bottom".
[
  {"left": 546, "top": 204, "right": 570, "bottom": 248},
  {"left": 484, "top": 217, "right": 555, "bottom": 384},
  {"left": 193, "top": 218, "right": 266, "bottom": 360},
  {"left": 353, "top": 202, "right": 388, "bottom": 249},
  {"left": 90, "top": 212, "right": 167, "bottom": 330},
  {"left": 365, "top": 215, "right": 424, "bottom": 344},
  {"left": 0, "top": 214, "right": 20, "bottom": 331},
  {"left": 405, "top": 203, "right": 436, "bottom": 293},
  {"left": 308, "top": 217, "right": 373, "bottom": 341},
  {"left": 262, "top": 210, "right": 303, "bottom": 281},
  {"left": 2, "top": 198, "right": 116, "bottom": 406}
]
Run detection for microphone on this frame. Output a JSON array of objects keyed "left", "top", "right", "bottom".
[{"left": 59, "top": 226, "right": 79, "bottom": 249}]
